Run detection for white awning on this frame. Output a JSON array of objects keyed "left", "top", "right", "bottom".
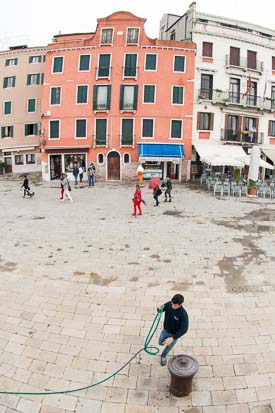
[
  {"left": 261, "top": 146, "right": 275, "bottom": 165},
  {"left": 244, "top": 156, "right": 274, "bottom": 170},
  {"left": 2, "top": 146, "right": 36, "bottom": 153},
  {"left": 194, "top": 142, "right": 247, "bottom": 166}
]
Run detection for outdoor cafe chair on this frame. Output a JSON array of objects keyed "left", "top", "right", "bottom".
[
  {"left": 231, "top": 182, "right": 241, "bottom": 197},
  {"left": 213, "top": 182, "right": 224, "bottom": 197},
  {"left": 222, "top": 182, "right": 231, "bottom": 196},
  {"left": 240, "top": 185, "right": 248, "bottom": 197}
]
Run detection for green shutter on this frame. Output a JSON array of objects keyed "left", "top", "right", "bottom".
[
  {"left": 1, "top": 127, "right": 4, "bottom": 138},
  {"left": 120, "top": 85, "right": 124, "bottom": 110},
  {"left": 25, "top": 125, "right": 28, "bottom": 136},
  {"left": 38, "top": 56, "right": 42, "bottom": 63},
  {"left": 34, "top": 124, "right": 38, "bottom": 135},
  {"left": 4, "top": 101, "right": 12, "bottom": 115},
  {"left": 133, "top": 85, "right": 138, "bottom": 110},
  {"left": 10, "top": 126, "right": 14, "bottom": 137},
  {"left": 41, "top": 73, "right": 44, "bottom": 84},
  {"left": 28, "top": 99, "right": 35, "bottom": 112},
  {"left": 107, "top": 85, "right": 111, "bottom": 110},
  {"left": 29, "top": 56, "right": 32, "bottom": 63},
  {"left": 5, "top": 60, "right": 9, "bottom": 67},
  {"left": 14, "top": 58, "right": 18, "bottom": 65},
  {"left": 3, "top": 78, "right": 7, "bottom": 88},
  {"left": 12, "top": 76, "right": 16, "bottom": 87},
  {"left": 27, "top": 75, "right": 31, "bottom": 86},
  {"left": 36, "top": 74, "right": 40, "bottom": 85},
  {"left": 93, "top": 86, "right": 98, "bottom": 110}
]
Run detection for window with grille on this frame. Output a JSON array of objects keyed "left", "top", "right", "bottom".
[
  {"left": 143, "top": 85, "right": 155, "bottom": 103},
  {"left": 121, "top": 119, "right": 134, "bottom": 145},
  {"left": 95, "top": 119, "right": 107, "bottom": 145},
  {"left": 52, "top": 56, "right": 64, "bottom": 73},
  {"left": 172, "top": 86, "right": 184, "bottom": 104},
  {"left": 49, "top": 120, "right": 59, "bottom": 139},
  {"left": 202, "top": 42, "right": 213, "bottom": 57},
  {"left": 93, "top": 85, "right": 111, "bottom": 111},
  {"left": 79, "top": 55, "right": 90, "bottom": 71},
  {"left": 171, "top": 120, "right": 182, "bottom": 138},
  {"left": 142, "top": 119, "right": 154, "bottom": 138},
  {"left": 50, "top": 87, "right": 61, "bottom": 105},
  {"left": 101, "top": 28, "right": 113, "bottom": 45},
  {"left": 77, "top": 85, "right": 88, "bottom": 104},
  {"left": 145, "top": 54, "right": 157, "bottom": 71},
  {"left": 126, "top": 28, "right": 139, "bottom": 44},
  {"left": 76, "top": 119, "right": 87, "bottom": 138}
]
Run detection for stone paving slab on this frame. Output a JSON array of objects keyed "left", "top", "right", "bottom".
[{"left": 0, "top": 180, "right": 275, "bottom": 412}]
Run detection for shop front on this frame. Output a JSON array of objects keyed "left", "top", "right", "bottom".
[{"left": 138, "top": 143, "right": 184, "bottom": 181}]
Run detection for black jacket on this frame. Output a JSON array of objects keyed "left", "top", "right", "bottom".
[{"left": 161, "top": 301, "right": 189, "bottom": 340}]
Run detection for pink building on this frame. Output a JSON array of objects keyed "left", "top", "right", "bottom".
[{"left": 41, "top": 11, "right": 196, "bottom": 182}]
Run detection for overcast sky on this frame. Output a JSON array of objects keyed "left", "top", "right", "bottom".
[{"left": 1, "top": 0, "right": 275, "bottom": 50}]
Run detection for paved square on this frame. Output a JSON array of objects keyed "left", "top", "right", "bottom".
[{"left": 0, "top": 179, "right": 275, "bottom": 412}]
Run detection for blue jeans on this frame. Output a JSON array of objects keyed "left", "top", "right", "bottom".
[
  {"left": 89, "top": 175, "right": 95, "bottom": 186},
  {"left": 158, "top": 329, "right": 178, "bottom": 357}
]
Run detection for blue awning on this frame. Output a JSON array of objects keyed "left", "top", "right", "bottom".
[{"left": 138, "top": 143, "right": 184, "bottom": 161}]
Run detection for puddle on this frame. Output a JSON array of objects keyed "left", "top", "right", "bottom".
[
  {"left": 130, "top": 276, "right": 139, "bottom": 282},
  {"left": 172, "top": 281, "right": 192, "bottom": 290},
  {"left": 148, "top": 282, "right": 159, "bottom": 287},
  {"left": 90, "top": 272, "right": 117, "bottom": 286},
  {"left": 150, "top": 254, "right": 160, "bottom": 259},
  {"left": 128, "top": 262, "right": 139, "bottom": 265},
  {"left": 33, "top": 216, "right": 46, "bottom": 220},
  {"left": 163, "top": 259, "right": 171, "bottom": 263}
]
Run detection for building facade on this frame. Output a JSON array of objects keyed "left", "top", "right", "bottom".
[
  {"left": 160, "top": 2, "right": 275, "bottom": 173},
  {"left": 40, "top": 11, "right": 196, "bottom": 182},
  {"left": 0, "top": 45, "right": 46, "bottom": 174}
]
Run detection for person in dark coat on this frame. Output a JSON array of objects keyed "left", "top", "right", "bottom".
[
  {"left": 158, "top": 294, "right": 189, "bottom": 366},
  {"left": 164, "top": 177, "right": 173, "bottom": 202},
  {"left": 72, "top": 165, "right": 79, "bottom": 185},
  {"left": 21, "top": 175, "right": 31, "bottom": 197},
  {"left": 153, "top": 185, "right": 162, "bottom": 206}
]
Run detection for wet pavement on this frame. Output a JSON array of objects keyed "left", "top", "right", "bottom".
[{"left": 0, "top": 179, "right": 275, "bottom": 412}]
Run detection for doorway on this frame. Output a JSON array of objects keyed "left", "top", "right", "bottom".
[
  {"left": 107, "top": 151, "right": 120, "bottom": 180},
  {"left": 50, "top": 155, "right": 62, "bottom": 180},
  {"left": 4, "top": 156, "right": 12, "bottom": 174}
]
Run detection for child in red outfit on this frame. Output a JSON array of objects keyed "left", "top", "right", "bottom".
[{"left": 132, "top": 184, "right": 146, "bottom": 216}]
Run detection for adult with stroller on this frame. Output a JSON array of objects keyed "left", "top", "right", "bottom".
[{"left": 21, "top": 175, "right": 34, "bottom": 198}]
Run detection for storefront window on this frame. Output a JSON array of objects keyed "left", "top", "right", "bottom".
[
  {"left": 64, "top": 154, "right": 86, "bottom": 172},
  {"left": 142, "top": 161, "right": 163, "bottom": 179}
]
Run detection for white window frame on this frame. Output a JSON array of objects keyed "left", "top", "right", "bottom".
[
  {"left": 27, "top": 98, "right": 36, "bottom": 113},
  {"left": 49, "top": 86, "right": 62, "bottom": 106},
  {"left": 123, "top": 53, "right": 138, "bottom": 80},
  {"left": 171, "top": 85, "right": 185, "bottom": 105},
  {"left": 96, "top": 53, "right": 112, "bottom": 80},
  {"left": 142, "top": 84, "right": 156, "bottom": 104},
  {"left": 173, "top": 55, "right": 186, "bottom": 73},
  {"left": 78, "top": 54, "right": 91, "bottom": 72},
  {"left": 14, "top": 154, "right": 24, "bottom": 165},
  {"left": 76, "top": 84, "right": 89, "bottom": 105},
  {"left": 100, "top": 28, "right": 114, "bottom": 45},
  {"left": 94, "top": 118, "right": 108, "bottom": 147},
  {"left": 28, "top": 73, "right": 41, "bottom": 86},
  {"left": 141, "top": 118, "right": 155, "bottom": 139},
  {"left": 123, "top": 152, "right": 131, "bottom": 164},
  {"left": 170, "top": 119, "right": 183, "bottom": 140},
  {"left": 3, "top": 101, "right": 12, "bottom": 116},
  {"left": 94, "top": 84, "right": 110, "bottom": 111},
  {"left": 144, "top": 53, "right": 158, "bottom": 72},
  {"left": 52, "top": 56, "right": 64, "bottom": 74},
  {"left": 6, "top": 58, "right": 17, "bottom": 67},
  {"left": 75, "top": 118, "right": 87, "bottom": 139},
  {"left": 48, "top": 119, "right": 60, "bottom": 140},
  {"left": 126, "top": 27, "right": 140, "bottom": 45},
  {"left": 29, "top": 56, "right": 41, "bottom": 64}
]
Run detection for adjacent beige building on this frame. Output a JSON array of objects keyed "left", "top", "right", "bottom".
[{"left": 0, "top": 45, "right": 46, "bottom": 175}]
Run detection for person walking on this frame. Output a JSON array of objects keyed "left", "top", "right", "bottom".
[
  {"left": 62, "top": 173, "right": 73, "bottom": 202},
  {"left": 72, "top": 165, "right": 79, "bottom": 186},
  {"left": 158, "top": 294, "right": 189, "bottom": 366},
  {"left": 88, "top": 163, "right": 96, "bottom": 187},
  {"left": 153, "top": 185, "right": 162, "bottom": 207},
  {"left": 60, "top": 173, "right": 65, "bottom": 200},
  {"left": 21, "top": 175, "right": 33, "bottom": 197},
  {"left": 132, "top": 184, "right": 146, "bottom": 216},
  {"left": 164, "top": 177, "right": 173, "bottom": 202},
  {"left": 78, "top": 165, "right": 84, "bottom": 183}
]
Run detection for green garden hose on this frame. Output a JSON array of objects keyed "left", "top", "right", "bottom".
[{"left": 0, "top": 307, "right": 164, "bottom": 396}]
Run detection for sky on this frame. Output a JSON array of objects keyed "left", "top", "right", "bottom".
[{"left": 1, "top": 0, "right": 275, "bottom": 51}]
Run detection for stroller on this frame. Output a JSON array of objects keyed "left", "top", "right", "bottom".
[{"left": 21, "top": 176, "right": 35, "bottom": 198}]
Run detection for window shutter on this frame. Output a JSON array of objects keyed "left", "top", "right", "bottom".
[
  {"left": 25, "top": 125, "right": 28, "bottom": 136},
  {"left": 41, "top": 73, "right": 44, "bottom": 84},
  {"left": 210, "top": 113, "right": 214, "bottom": 131},
  {"left": 12, "top": 76, "right": 16, "bottom": 87},
  {"left": 230, "top": 47, "right": 240, "bottom": 66},
  {"left": 27, "top": 75, "right": 31, "bottom": 86},
  {"left": 43, "top": 55, "right": 46, "bottom": 62},
  {"left": 3, "top": 78, "right": 7, "bottom": 88},
  {"left": 197, "top": 113, "right": 201, "bottom": 130},
  {"left": 107, "top": 85, "right": 111, "bottom": 110},
  {"left": 93, "top": 86, "right": 98, "bottom": 110},
  {"left": 14, "top": 58, "right": 18, "bottom": 65},
  {"left": 1, "top": 127, "right": 4, "bottom": 138},
  {"left": 120, "top": 85, "right": 124, "bottom": 110},
  {"left": 133, "top": 85, "right": 138, "bottom": 110},
  {"left": 38, "top": 56, "right": 42, "bottom": 63},
  {"left": 29, "top": 56, "right": 32, "bottom": 63},
  {"left": 34, "top": 124, "right": 38, "bottom": 135},
  {"left": 10, "top": 126, "right": 14, "bottom": 137},
  {"left": 36, "top": 74, "right": 40, "bottom": 85},
  {"left": 5, "top": 60, "right": 9, "bottom": 67},
  {"left": 247, "top": 50, "right": 256, "bottom": 70}
]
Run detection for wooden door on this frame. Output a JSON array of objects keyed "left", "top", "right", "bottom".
[
  {"left": 107, "top": 151, "right": 120, "bottom": 180},
  {"left": 4, "top": 157, "right": 12, "bottom": 173}
]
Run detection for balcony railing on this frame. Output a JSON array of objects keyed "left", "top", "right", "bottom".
[
  {"left": 225, "top": 55, "right": 264, "bottom": 72},
  {"left": 198, "top": 89, "right": 275, "bottom": 111},
  {"left": 221, "top": 129, "right": 264, "bottom": 144}
]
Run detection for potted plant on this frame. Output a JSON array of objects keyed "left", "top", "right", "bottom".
[
  {"left": 248, "top": 179, "right": 257, "bottom": 196},
  {"left": 0, "top": 160, "right": 5, "bottom": 176},
  {"left": 233, "top": 168, "right": 241, "bottom": 183}
]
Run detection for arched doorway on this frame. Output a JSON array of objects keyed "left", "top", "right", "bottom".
[{"left": 107, "top": 151, "right": 120, "bottom": 180}]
